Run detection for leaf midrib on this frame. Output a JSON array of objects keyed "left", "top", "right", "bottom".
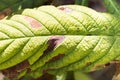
[{"left": 0, "top": 35, "right": 119, "bottom": 41}]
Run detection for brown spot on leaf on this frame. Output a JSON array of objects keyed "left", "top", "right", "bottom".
[
  {"left": 1, "top": 60, "right": 30, "bottom": 79},
  {"left": 91, "top": 60, "right": 120, "bottom": 72},
  {"left": 42, "top": 68, "right": 54, "bottom": 74},
  {"left": 59, "top": 7, "right": 73, "bottom": 12},
  {"left": 110, "top": 60, "right": 120, "bottom": 64},
  {"left": 111, "top": 60, "right": 120, "bottom": 76},
  {"left": 86, "top": 62, "right": 92, "bottom": 66},
  {"left": 91, "top": 64, "right": 106, "bottom": 72},
  {"left": 44, "top": 36, "right": 65, "bottom": 54},
  {"left": 47, "top": 54, "right": 65, "bottom": 63},
  {"left": 26, "top": 68, "right": 31, "bottom": 74},
  {"left": 24, "top": 16, "right": 42, "bottom": 28},
  {"left": 89, "top": 63, "right": 116, "bottom": 80},
  {"left": 105, "top": 63, "right": 110, "bottom": 67}
]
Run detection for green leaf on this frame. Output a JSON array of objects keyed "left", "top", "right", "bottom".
[
  {"left": 104, "top": 0, "right": 120, "bottom": 15},
  {"left": 74, "top": 71, "right": 92, "bottom": 80},
  {"left": 75, "top": 0, "right": 88, "bottom": 6},
  {"left": 0, "top": 0, "right": 21, "bottom": 11},
  {"left": 0, "top": 5, "right": 120, "bottom": 79},
  {"left": 0, "top": 0, "right": 49, "bottom": 12}
]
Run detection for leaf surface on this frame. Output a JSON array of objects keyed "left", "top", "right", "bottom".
[{"left": 0, "top": 5, "right": 120, "bottom": 79}]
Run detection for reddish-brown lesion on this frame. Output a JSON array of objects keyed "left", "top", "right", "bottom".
[
  {"left": 44, "top": 36, "right": 65, "bottom": 55},
  {"left": 90, "top": 60, "right": 120, "bottom": 72},
  {"left": 1, "top": 60, "right": 30, "bottom": 79},
  {"left": 90, "top": 64, "right": 108, "bottom": 72},
  {"left": 59, "top": 7, "right": 73, "bottom": 12},
  {"left": 47, "top": 54, "right": 65, "bottom": 63},
  {"left": 24, "top": 16, "right": 42, "bottom": 28},
  {"left": 112, "top": 60, "right": 120, "bottom": 76},
  {"left": 86, "top": 62, "right": 92, "bottom": 66}
]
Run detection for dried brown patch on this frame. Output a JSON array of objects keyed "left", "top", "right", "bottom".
[
  {"left": 105, "top": 63, "right": 110, "bottom": 67},
  {"left": 89, "top": 63, "right": 116, "bottom": 80},
  {"left": 44, "top": 36, "right": 65, "bottom": 54},
  {"left": 47, "top": 54, "right": 65, "bottom": 63},
  {"left": 86, "top": 62, "right": 92, "bottom": 66},
  {"left": 113, "top": 60, "right": 120, "bottom": 75},
  {"left": 42, "top": 68, "right": 54, "bottom": 74},
  {"left": 91, "top": 63, "right": 108, "bottom": 72},
  {"left": 91, "top": 60, "right": 120, "bottom": 72},
  {"left": 1, "top": 60, "right": 30, "bottom": 79}
]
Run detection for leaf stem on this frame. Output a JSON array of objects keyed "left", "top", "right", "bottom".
[{"left": 103, "top": 0, "right": 120, "bottom": 15}]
